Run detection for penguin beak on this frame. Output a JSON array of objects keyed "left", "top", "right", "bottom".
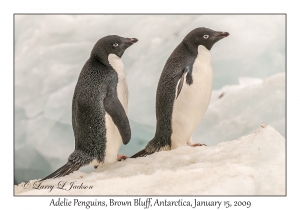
[
  {"left": 124, "top": 38, "right": 138, "bottom": 45},
  {"left": 129, "top": 38, "right": 138, "bottom": 44},
  {"left": 211, "top": 32, "right": 229, "bottom": 45},
  {"left": 215, "top": 32, "right": 230, "bottom": 38}
]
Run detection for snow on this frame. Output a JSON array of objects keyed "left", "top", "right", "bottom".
[
  {"left": 15, "top": 125, "right": 285, "bottom": 195},
  {"left": 14, "top": 15, "right": 285, "bottom": 184}
]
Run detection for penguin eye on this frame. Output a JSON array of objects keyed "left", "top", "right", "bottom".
[
  {"left": 113, "top": 43, "right": 119, "bottom": 47},
  {"left": 203, "top": 35, "right": 209, "bottom": 39}
]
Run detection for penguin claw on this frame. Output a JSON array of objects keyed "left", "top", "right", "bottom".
[
  {"left": 117, "top": 154, "right": 128, "bottom": 161},
  {"left": 190, "top": 143, "right": 207, "bottom": 147}
]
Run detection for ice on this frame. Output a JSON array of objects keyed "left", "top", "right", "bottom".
[
  {"left": 15, "top": 125, "right": 285, "bottom": 195},
  {"left": 194, "top": 72, "right": 285, "bottom": 146},
  {"left": 126, "top": 72, "right": 285, "bottom": 152},
  {"left": 44, "top": 81, "right": 75, "bottom": 124},
  {"left": 14, "top": 15, "right": 285, "bottom": 184},
  {"left": 15, "top": 145, "right": 53, "bottom": 184}
]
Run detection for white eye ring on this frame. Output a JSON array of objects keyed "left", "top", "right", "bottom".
[
  {"left": 203, "top": 35, "right": 209, "bottom": 39},
  {"left": 113, "top": 43, "right": 118, "bottom": 47}
]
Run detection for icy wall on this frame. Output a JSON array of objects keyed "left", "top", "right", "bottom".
[{"left": 14, "top": 15, "right": 285, "bottom": 184}]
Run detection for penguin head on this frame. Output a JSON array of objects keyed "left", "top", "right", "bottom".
[
  {"left": 91, "top": 35, "right": 138, "bottom": 60},
  {"left": 183, "top": 27, "right": 229, "bottom": 51}
]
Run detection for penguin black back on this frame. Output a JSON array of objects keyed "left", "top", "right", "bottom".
[
  {"left": 132, "top": 27, "right": 229, "bottom": 158},
  {"left": 41, "top": 35, "right": 138, "bottom": 181}
]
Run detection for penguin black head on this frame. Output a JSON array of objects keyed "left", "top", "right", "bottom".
[
  {"left": 91, "top": 35, "right": 138, "bottom": 60},
  {"left": 183, "top": 27, "right": 229, "bottom": 51}
]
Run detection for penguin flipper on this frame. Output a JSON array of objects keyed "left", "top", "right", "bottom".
[
  {"left": 176, "top": 71, "right": 186, "bottom": 99},
  {"left": 40, "top": 161, "right": 81, "bottom": 181},
  {"left": 104, "top": 86, "right": 131, "bottom": 145},
  {"left": 176, "top": 64, "right": 193, "bottom": 99}
]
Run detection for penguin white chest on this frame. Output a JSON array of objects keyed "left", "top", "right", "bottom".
[
  {"left": 108, "top": 54, "right": 128, "bottom": 110},
  {"left": 102, "top": 54, "right": 128, "bottom": 164},
  {"left": 171, "top": 45, "right": 213, "bottom": 148}
]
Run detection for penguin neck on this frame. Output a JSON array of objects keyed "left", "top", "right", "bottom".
[
  {"left": 91, "top": 52, "right": 111, "bottom": 67},
  {"left": 182, "top": 41, "right": 198, "bottom": 56},
  {"left": 108, "top": 54, "right": 125, "bottom": 77},
  {"left": 197, "top": 45, "right": 212, "bottom": 60}
]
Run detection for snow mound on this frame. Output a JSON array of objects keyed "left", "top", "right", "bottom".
[{"left": 15, "top": 125, "right": 285, "bottom": 195}]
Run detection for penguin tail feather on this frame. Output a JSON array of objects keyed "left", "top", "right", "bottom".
[
  {"left": 40, "top": 161, "right": 81, "bottom": 181},
  {"left": 130, "top": 149, "right": 149, "bottom": 158}
]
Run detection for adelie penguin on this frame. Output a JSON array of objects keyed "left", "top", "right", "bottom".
[
  {"left": 41, "top": 35, "right": 138, "bottom": 180},
  {"left": 132, "top": 27, "right": 229, "bottom": 158}
]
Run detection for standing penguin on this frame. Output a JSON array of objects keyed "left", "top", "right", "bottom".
[
  {"left": 41, "top": 35, "right": 138, "bottom": 180},
  {"left": 132, "top": 27, "right": 229, "bottom": 157}
]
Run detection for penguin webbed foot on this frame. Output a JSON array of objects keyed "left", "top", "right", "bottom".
[
  {"left": 117, "top": 154, "right": 128, "bottom": 161},
  {"left": 189, "top": 143, "right": 207, "bottom": 147}
]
